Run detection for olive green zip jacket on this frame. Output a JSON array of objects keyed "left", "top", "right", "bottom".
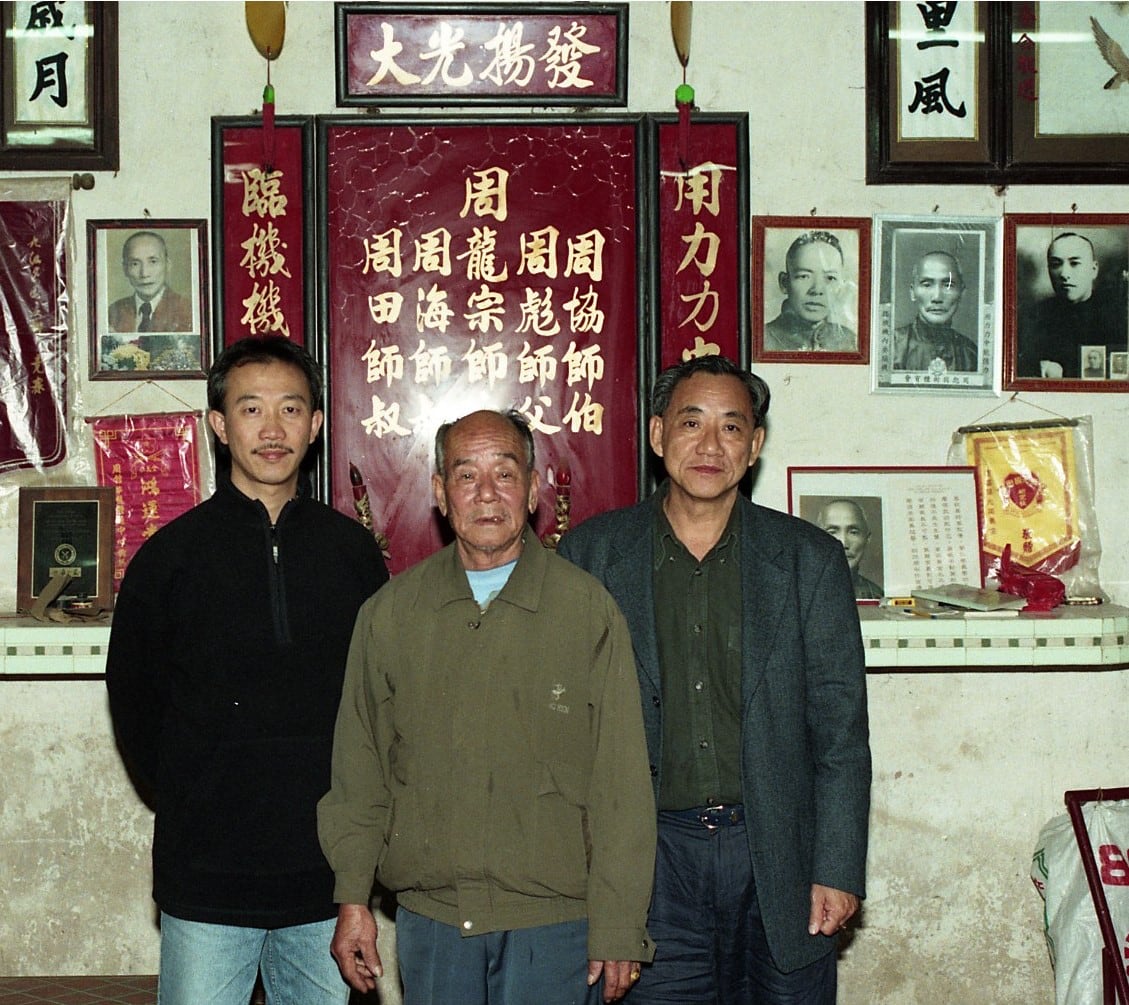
[{"left": 318, "top": 536, "right": 656, "bottom": 963}]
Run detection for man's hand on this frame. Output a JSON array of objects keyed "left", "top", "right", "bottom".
[
  {"left": 808, "top": 883, "right": 860, "bottom": 937},
  {"left": 330, "top": 902, "right": 383, "bottom": 993},
  {"left": 587, "top": 959, "right": 642, "bottom": 1002}
]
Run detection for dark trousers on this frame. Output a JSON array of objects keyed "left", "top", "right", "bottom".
[
  {"left": 396, "top": 907, "right": 601, "bottom": 1005},
  {"left": 630, "top": 809, "right": 837, "bottom": 1005}
]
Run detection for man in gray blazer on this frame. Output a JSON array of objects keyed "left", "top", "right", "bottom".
[{"left": 558, "top": 355, "right": 870, "bottom": 1003}]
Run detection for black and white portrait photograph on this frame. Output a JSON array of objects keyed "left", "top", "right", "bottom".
[
  {"left": 872, "top": 215, "right": 1000, "bottom": 395},
  {"left": 87, "top": 218, "right": 210, "bottom": 380},
  {"left": 1004, "top": 214, "right": 1129, "bottom": 392},
  {"left": 753, "top": 216, "right": 869, "bottom": 364},
  {"left": 798, "top": 494, "right": 885, "bottom": 601}
]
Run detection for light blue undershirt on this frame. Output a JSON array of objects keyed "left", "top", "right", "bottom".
[{"left": 465, "top": 559, "right": 517, "bottom": 611}]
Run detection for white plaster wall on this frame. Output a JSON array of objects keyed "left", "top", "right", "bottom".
[{"left": 3, "top": 3, "right": 1127, "bottom": 1001}]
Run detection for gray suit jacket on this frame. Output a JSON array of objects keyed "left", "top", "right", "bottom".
[{"left": 558, "top": 490, "right": 870, "bottom": 973}]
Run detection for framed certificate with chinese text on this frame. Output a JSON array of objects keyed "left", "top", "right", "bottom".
[
  {"left": 787, "top": 466, "right": 983, "bottom": 602},
  {"left": 0, "top": 1, "right": 118, "bottom": 171},
  {"left": 318, "top": 115, "right": 647, "bottom": 574},
  {"left": 335, "top": 3, "right": 628, "bottom": 107},
  {"left": 17, "top": 486, "right": 115, "bottom": 614}
]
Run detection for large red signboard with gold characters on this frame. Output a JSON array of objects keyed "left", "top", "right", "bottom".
[
  {"left": 211, "top": 116, "right": 314, "bottom": 348},
  {"left": 320, "top": 117, "right": 645, "bottom": 574},
  {"left": 651, "top": 114, "right": 749, "bottom": 370}
]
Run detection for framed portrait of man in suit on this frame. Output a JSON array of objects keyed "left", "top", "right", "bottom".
[{"left": 87, "top": 218, "right": 210, "bottom": 380}]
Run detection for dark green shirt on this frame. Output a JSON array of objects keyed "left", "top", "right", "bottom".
[{"left": 652, "top": 489, "right": 743, "bottom": 810}]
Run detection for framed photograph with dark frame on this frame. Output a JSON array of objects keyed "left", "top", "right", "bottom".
[
  {"left": 319, "top": 115, "right": 647, "bottom": 575},
  {"left": 0, "top": 1, "right": 118, "bottom": 171},
  {"left": 787, "top": 465, "right": 983, "bottom": 602},
  {"left": 87, "top": 218, "right": 210, "bottom": 380},
  {"left": 871, "top": 215, "right": 1001, "bottom": 395},
  {"left": 334, "top": 3, "right": 628, "bottom": 107},
  {"left": 866, "top": 0, "right": 998, "bottom": 184},
  {"left": 1003, "top": 213, "right": 1129, "bottom": 392},
  {"left": 753, "top": 216, "right": 870, "bottom": 364},
  {"left": 17, "top": 485, "right": 115, "bottom": 614},
  {"left": 1006, "top": 3, "right": 1129, "bottom": 182}
]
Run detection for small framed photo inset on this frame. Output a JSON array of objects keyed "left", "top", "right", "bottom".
[
  {"left": 17, "top": 485, "right": 116, "bottom": 614},
  {"left": 871, "top": 215, "right": 1001, "bottom": 396},
  {"left": 787, "top": 466, "right": 983, "bottom": 603},
  {"left": 752, "top": 216, "right": 870, "bottom": 365},
  {"left": 1003, "top": 214, "right": 1129, "bottom": 393},
  {"left": 87, "top": 219, "right": 210, "bottom": 380}
]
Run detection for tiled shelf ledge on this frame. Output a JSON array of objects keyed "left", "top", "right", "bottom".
[
  {"left": 859, "top": 604, "right": 1129, "bottom": 670},
  {"left": 3, "top": 606, "right": 1128, "bottom": 676}
]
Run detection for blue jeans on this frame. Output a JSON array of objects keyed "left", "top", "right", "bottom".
[
  {"left": 631, "top": 811, "right": 837, "bottom": 1005},
  {"left": 158, "top": 913, "right": 347, "bottom": 1005},
  {"left": 396, "top": 907, "right": 601, "bottom": 1005}
]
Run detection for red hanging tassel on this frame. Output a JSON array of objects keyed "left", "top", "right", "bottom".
[{"left": 675, "top": 82, "right": 695, "bottom": 172}]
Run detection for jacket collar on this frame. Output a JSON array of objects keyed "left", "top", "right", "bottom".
[{"left": 425, "top": 531, "right": 548, "bottom": 613}]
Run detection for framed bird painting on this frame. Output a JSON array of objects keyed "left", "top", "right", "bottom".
[{"left": 1007, "top": 2, "right": 1129, "bottom": 181}]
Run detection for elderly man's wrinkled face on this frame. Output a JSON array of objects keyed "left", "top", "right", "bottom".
[
  {"left": 911, "top": 254, "right": 964, "bottom": 327},
  {"left": 432, "top": 412, "right": 540, "bottom": 572},
  {"left": 122, "top": 234, "right": 168, "bottom": 302}
]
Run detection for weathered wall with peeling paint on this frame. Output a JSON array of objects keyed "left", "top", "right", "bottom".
[{"left": 8, "top": 670, "right": 1127, "bottom": 1002}]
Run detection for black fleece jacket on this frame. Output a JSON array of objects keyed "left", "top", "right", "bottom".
[{"left": 106, "top": 472, "right": 388, "bottom": 927}]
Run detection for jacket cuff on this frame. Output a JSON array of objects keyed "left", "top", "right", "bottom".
[
  {"left": 587, "top": 926, "right": 656, "bottom": 964},
  {"left": 332, "top": 873, "right": 376, "bottom": 907}
]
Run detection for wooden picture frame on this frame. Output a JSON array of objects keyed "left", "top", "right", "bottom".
[
  {"left": 753, "top": 216, "right": 870, "bottom": 364},
  {"left": 787, "top": 465, "right": 983, "bottom": 602},
  {"left": 334, "top": 3, "right": 628, "bottom": 107},
  {"left": 1006, "top": 4, "right": 1129, "bottom": 182},
  {"left": 87, "top": 219, "right": 210, "bottom": 380},
  {"left": 866, "top": 0, "right": 997, "bottom": 184},
  {"left": 17, "top": 486, "right": 116, "bottom": 614},
  {"left": 871, "top": 214, "right": 1001, "bottom": 395},
  {"left": 1004, "top": 214, "right": 1129, "bottom": 392},
  {"left": 0, "top": 1, "right": 118, "bottom": 171},
  {"left": 868, "top": 2, "right": 1129, "bottom": 184}
]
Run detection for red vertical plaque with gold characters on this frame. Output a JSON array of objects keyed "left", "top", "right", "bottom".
[
  {"left": 651, "top": 113, "right": 749, "bottom": 371},
  {"left": 211, "top": 116, "right": 314, "bottom": 348},
  {"left": 320, "top": 116, "right": 646, "bottom": 574}
]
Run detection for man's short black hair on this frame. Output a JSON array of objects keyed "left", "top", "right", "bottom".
[
  {"left": 207, "top": 335, "right": 323, "bottom": 414},
  {"left": 650, "top": 355, "right": 771, "bottom": 428}
]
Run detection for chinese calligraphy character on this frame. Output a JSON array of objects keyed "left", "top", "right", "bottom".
[
  {"left": 28, "top": 52, "right": 68, "bottom": 108},
  {"left": 515, "top": 287, "right": 561, "bottom": 337},
  {"left": 414, "top": 228, "right": 453, "bottom": 276},
  {"left": 564, "top": 230, "right": 606, "bottom": 282},
  {"left": 463, "top": 339, "right": 508, "bottom": 386},
  {"left": 679, "top": 281, "right": 720, "bottom": 332},
  {"left": 518, "top": 227, "right": 560, "bottom": 278},
  {"left": 362, "top": 342, "right": 404, "bottom": 386},
  {"left": 416, "top": 284, "right": 455, "bottom": 333},
  {"left": 674, "top": 165, "right": 726, "bottom": 217},
  {"left": 561, "top": 341, "right": 604, "bottom": 390},
  {"left": 563, "top": 285, "right": 605, "bottom": 334},
  {"left": 561, "top": 391, "right": 604, "bottom": 434},
  {"left": 460, "top": 167, "right": 509, "bottom": 222},
  {"left": 516, "top": 394, "right": 562, "bottom": 435},
  {"left": 242, "top": 169, "right": 289, "bottom": 219},
  {"left": 458, "top": 226, "right": 509, "bottom": 283},
  {"left": 409, "top": 340, "right": 453, "bottom": 385},
  {"left": 516, "top": 341, "right": 558, "bottom": 387},
  {"left": 361, "top": 394, "right": 411, "bottom": 437},
  {"left": 241, "top": 281, "right": 290, "bottom": 338},
  {"left": 678, "top": 221, "right": 720, "bottom": 278},
  {"left": 239, "top": 222, "right": 292, "bottom": 280},
  {"left": 363, "top": 230, "right": 404, "bottom": 277},
  {"left": 481, "top": 22, "right": 537, "bottom": 87},
  {"left": 365, "top": 22, "right": 422, "bottom": 86},
  {"left": 541, "top": 21, "right": 599, "bottom": 89},
  {"left": 464, "top": 284, "right": 506, "bottom": 333},
  {"left": 368, "top": 292, "right": 405, "bottom": 325},
  {"left": 419, "top": 22, "right": 474, "bottom": 88},
  {"left": 907, "top": 68, "right": 967, "bottom": 118}
]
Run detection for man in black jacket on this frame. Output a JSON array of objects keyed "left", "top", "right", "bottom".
[{"left": 106, "top": 336, "right": 388, "bottom": 1005}]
